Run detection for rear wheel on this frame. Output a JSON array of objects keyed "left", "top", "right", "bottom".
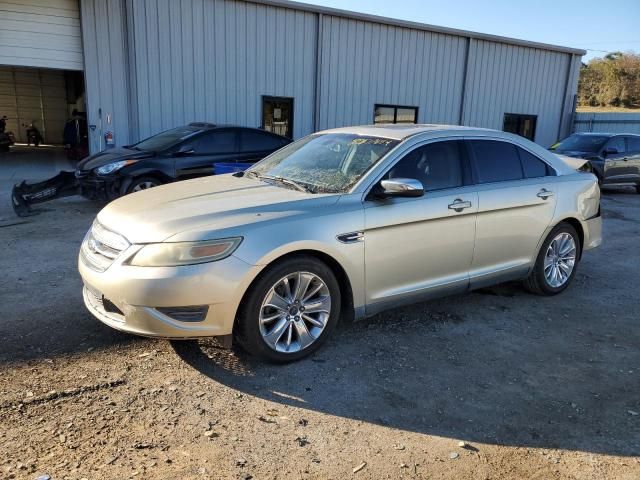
[
  {"left": 635, "top": 184, "right": 640, "bottom": 194},
  {"left": 126, "top": 176, "right": 162, "bottom": 194},
  {"left": 235, "top": 256, "right": 341, "bottom": 363},
  {"left": 524, "top": 223, "right": 581, "bottom": 296}
]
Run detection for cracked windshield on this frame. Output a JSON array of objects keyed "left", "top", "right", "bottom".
[{"left": 247, "top": 133, "right": 399, "bottom": 193}]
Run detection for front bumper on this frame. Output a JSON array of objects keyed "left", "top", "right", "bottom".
[
  {"left": 582, "top": 213, "right": 602, "bottom": 251},
  {"left": 79, "top": 251, "right": 262, "bottom": 338}
]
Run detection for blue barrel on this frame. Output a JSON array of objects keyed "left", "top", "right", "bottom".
[{"left": 213, "top": 162, "right": 253, "bottom": 174}]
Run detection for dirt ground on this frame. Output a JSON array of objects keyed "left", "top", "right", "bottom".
[{"left": 1, "top": 157, "right": 639, "bottom": 479}]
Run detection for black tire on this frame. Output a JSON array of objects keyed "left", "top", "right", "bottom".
[
  {"left": 235, "top": 255, "right": 341, "bottom": 363},
  {"left": 524, "top": 222, "right": 581, "bottom": 296},
  {"left": 125, "top": 176, "right": 162, "bottom": 195},
  {"left": 635, "top": 184, "right": 640, "bottom": 194}
]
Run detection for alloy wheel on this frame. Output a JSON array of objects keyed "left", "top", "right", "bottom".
[
  {"left": 543, "top": 232, "right": 577, "bottom": 288},
  {"left": 132, "top": 181, "right": 157, "bottom": 192},
  {"left": 259, "top": 272, "right": 331, "bottom": 353}
]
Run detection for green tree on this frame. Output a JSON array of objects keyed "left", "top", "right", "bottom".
[{"left": 578, "top": 52, "right": 640, "bottom": 109}]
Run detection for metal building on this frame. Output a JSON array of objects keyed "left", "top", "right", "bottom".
[{"left": 0, "top": 0, "right": 584, "bottom": 152}]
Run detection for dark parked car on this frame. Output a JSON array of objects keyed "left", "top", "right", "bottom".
[
  {"left": 550, "top": 132, "right": 640, "bottom": 192},
  {"left": 77, "top": 123, "right": 291, "bottom": 198},
  {"left": 12, "top": 123, "right": 291, "bottom": 215}
]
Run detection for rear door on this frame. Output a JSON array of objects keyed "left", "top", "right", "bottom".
[
  {"left": 174, "top": 128, "right": 239, "bottom": 180},
  {"left": 237, "top": 129, "right": 289, "bottom": 164},
  {"left": 468, "top": 139, "right": 557, "bottom": 288}
]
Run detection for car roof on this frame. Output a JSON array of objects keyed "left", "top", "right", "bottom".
[
  {"left": 186, "top": 123, "right": 289, "bottom": 138},
  {"left": 321, "top": 124, "right": 501, "bottom": 141}
]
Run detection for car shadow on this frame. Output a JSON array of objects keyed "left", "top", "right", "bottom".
[{"left": 172, "top": 279, "right": 639, "bottom": 457}]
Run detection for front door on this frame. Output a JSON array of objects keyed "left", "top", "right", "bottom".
[
  {"left": 602, "top": 136, "right": 631, "bottom": 184},
  {"left": 262, "top": 96, "right": 293, "bottom": 139},
  {"left": 467, "top": 139, "right": 557, "bottom": 288},
  {"left": 364, "top": 140, "right": 477, "bottom": 313},
  {"left": 625, "top": 136, "right": 640, "bottom": 184}
]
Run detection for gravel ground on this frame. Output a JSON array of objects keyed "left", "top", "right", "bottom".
[{"left": 0, "top": 160, "right": 639, "bottom": 479}]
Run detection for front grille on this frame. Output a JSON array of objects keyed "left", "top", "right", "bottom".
[{"left": 81, "top": 221, "right": 130, "bottom": 272}]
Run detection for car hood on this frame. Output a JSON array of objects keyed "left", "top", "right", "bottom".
[
  {"left": 97, "top": 175, "right": 340, "bottom": 243},
  {"left": 78, "top": 147, "right": 155, "bottom": 171},
  {"left": 551, "top": 150, "right": 596, "bottom": 159},
  {"left": 554, "top": 154, "right": 589, "bottom": 171}
]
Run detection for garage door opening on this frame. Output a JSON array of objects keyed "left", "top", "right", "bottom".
[{"left": 0, "top": 66, "right": 87, "bottom": 159}]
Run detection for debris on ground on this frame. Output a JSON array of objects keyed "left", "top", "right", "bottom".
[{"left": 353, "top": 462, "right": 367, "bottom": 473}]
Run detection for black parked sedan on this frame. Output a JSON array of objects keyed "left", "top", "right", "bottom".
[
  {"left": 12, "top": 123, "right": 291, "bottom": 215},
  {"left": 78, "top": 123, "right": 291, "bottom": 197},
  {"left": 550, "top": 132, "right": 640, "bottom": 191}
]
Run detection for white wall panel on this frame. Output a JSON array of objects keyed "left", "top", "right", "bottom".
[
  {"left": 129, "top": 0, "right": 317, "bottom": 140},
  {"left": 77, "top": 0, "right": 582, "bottom": 151},
  {"left": 81, "top": 0, "right": 131, "bottom": 152},
  {"left": 0, "top": 0, "right": 83, "bottom": 70},
  {"left": 317, "top": 16, "right": 467, "bottom": 130},
  {"left": 462, "top": 40, "right": 572, "bottom": 146}
]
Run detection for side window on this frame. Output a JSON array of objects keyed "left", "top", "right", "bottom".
[
  {"left": 625, "top": 136, "right": 640, "bottom": 153},
  {"left": 240, "top": 130, "right": 286, "bottom": 152},
  {"left": 189, "top": 130, "right": 237, "bottom": 154},
  {"left": 517, "top": 147, "right": 551, "bottom": 178},
  {"left": 386, "top": 140, "right": 466, "bottom": 191},
  {"left": 470, "top": 140, "right": 523, "bottom": 184},
  {"left": 606, "top": 137, "right": 626, "bottom": 154}
]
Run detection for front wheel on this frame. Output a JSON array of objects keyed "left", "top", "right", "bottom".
[
  {"left": 126, "top": 176, "right": 162, "bottom": 194},
  {"left": 235, "top": 256, "right": 341, "bottom": 363},
  {"left": 524, "top": 223, "right": 581, "bottom": 296}
]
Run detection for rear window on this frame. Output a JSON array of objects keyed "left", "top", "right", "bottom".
[
  {"left": 628, "top": 136, "right": 640, "bottom": 152},
  {"left": 240, "top": 129, "right": 287, "bottom": 152},
  {"left": 518, "top": 147, "right": 551, "bottom": 178},
  {"left": 470, "top": 140, "right": 523, "bottom": 184}
]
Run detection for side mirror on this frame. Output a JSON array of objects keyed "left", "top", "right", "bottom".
[
  {"left": 377, "top": 178, "right": 424, "bottom": 198},
  {"left": 176, "top": 145, "right": 195, "bottom": 156},
  {"left": 602, "top": 147, "right": 618, "bottom": 157}
]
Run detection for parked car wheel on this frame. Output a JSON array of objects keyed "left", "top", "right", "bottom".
[
  {"left": 524, "top": 223, "right": 581, "bottom": 296},
  {"left": 235, "top": 255, "right": 341, "bottom": 363},
  {"left": 636, "top": 184, "right": 640, "bottom": 194},
  {"left": 126, "top": 176, "right": 162, "bottom": 194}
]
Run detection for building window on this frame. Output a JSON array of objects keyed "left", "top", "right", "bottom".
[
  {"left": 374, "top": 104, "right": 418, "bottom": 124},
  {"left": 503, "top": 113, "right": 537, "bottom": 141},
  {"left": 262, "top": 96, "right": 294, "bottom": 139}
]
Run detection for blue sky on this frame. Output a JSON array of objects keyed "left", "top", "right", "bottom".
[{"left": 302, "top": 0, "right": 640, "bottom": 62}]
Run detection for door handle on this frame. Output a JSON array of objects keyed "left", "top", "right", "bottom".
[
  {"left": 448, "top": 199, "right": 472, "bottom": 212},
  {"left": 537, "top": 189, "right": 554, "bottom": 199}
]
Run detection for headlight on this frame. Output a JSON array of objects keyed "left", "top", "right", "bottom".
[
  {"left": 96, "top": 160, "right": 137, "bottom": 175},
  {"left": 128, "top": 237, "right": 243, "bottom": 267}
]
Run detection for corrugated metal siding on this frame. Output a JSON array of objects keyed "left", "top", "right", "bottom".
[
  {"left": 77, "top": 0, "right": 580, "bottom": 151},
  {"left": 463, "top": 40, "right": 571, "bottom": 147},
  {"left": 128, "top": 0, "right": 317, "bottom": 141},
  {"left": 80, "top": 0, "right": 131, "bottom": 152},
  {"left": 574, "top": 112, "right": 640, "bottom": 135},
  {"left": 0, "top": 66, "right": 68, "bottom": 143},
  {"left": 0, "top": 0, "right": 83, "bottom": 70},
  {"left": 317, "top": 15, "right": 467, "bottom": 130}
]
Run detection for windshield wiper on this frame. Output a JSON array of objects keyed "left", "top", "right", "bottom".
[{"left": 250, "top": 173, "right": 314, "bottom": 193}]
